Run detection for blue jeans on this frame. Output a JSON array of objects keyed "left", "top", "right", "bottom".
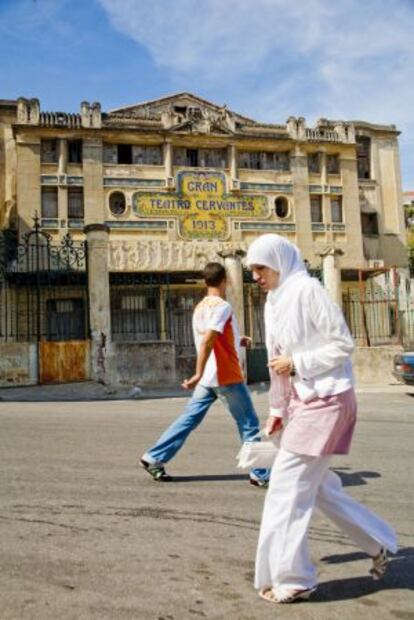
[{"left": 144, "top": 382, "right": 269, "bottom": 482}]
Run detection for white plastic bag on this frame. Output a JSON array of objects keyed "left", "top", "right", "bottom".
[{"left": 236, "top": 431, "right": 280, "bottom": 470}]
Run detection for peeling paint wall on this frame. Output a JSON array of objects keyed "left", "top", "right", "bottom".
[
  {"left": 0, "top": 343, "right": 37, "bottom": 386},
  {"left": 109, "top": 341, "right": 176, "bottom": 387}
]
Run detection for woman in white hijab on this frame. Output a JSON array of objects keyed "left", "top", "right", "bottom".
[{"left": 246, "top": 234, "right": 397, "bottom": 604}]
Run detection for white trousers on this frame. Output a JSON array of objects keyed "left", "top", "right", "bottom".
[{"left": 255, "top": 448, "right": 398, "bottom": 591}]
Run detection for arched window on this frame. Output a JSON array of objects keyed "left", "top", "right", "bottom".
[
  {"left": 109, "top": 191, "right": 126, "bottom": 216},
  {"left": 274, "top": 196, "right": 289, "bottom": 219}
]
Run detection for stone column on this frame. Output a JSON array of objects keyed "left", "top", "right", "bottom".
[
  {"left": 164, "top": 139, "right": 173, "bottom": 178},
  {"left": 228, "top": 143, "right": 237, "bottom": 179},
  {"left": 83, "top": 137, "right": 104, "bottom": 224},
  {"left": 58, "top": 138, "right": 68, "bottom": 175},
  {"left": 84, "top": 224, "right": 112, "bottom": 383},
  {"left": 219, "top": 250, "right": 246, "bottom": 369},
  {"left": 320, "top": 247, "right": 343, "bottom": 308},
  {"left": 290, "top": 145, "right": 313, "bottom": 259}
]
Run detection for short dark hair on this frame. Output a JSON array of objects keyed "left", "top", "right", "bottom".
[{"left": 203, "top": 262, "right": 226, "bottom": 287}]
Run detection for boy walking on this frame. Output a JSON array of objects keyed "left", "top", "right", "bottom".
[{"left": 140, "top": 262, "right": 269, "bottom": 487}]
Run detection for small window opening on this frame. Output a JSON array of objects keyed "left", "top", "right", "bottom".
[{"left": 275, "top": 197, "right": 289, "bottom": 219}]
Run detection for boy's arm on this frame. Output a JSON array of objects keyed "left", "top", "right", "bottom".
[{"left": 182, "top": 329, "right": 219, "bottom": 390}]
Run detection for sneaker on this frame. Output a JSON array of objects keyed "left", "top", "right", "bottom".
[
  {"left": 250, "top": 477, "right": 269, "bottom": 488},
  {"left": 140, "top": 458, "right": 173, "bottom": 482},
  {"left": 370, "top": 547, "right": 388, "bottom": 580}
]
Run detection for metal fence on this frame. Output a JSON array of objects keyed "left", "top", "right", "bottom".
[
  {"left": 0, "top": 218, "right": 89, "bottom": 342},
  {"left": 342, "top": 270, "right": 414, "bottom": 348},
  {"left": 109, "top": 273, "right": 203, "bottom": 349}
]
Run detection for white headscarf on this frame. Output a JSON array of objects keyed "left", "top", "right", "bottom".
[
  {"left": 246, "top": 234, "right": 308, "bottom": 288},
  {"left": 246, "top": 234, "right": 310, "bottom": 352}
]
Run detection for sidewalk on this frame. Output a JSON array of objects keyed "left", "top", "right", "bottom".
[{"left": 0, "top": 378, "right": 413, "bottom": 401}]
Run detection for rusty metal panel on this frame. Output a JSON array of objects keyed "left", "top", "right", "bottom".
[{"left": 39, "top": 340, "right": 90, "bottom": 384}]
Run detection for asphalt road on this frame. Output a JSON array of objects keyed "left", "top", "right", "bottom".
[{"left": 0, "top": 388, "right": 413, "bottom": 620}]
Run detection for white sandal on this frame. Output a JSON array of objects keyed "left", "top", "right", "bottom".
[
  {"left": 370, "top": 547, "right": 388, "bottom": 580},
  {"left": 259, "top": 586, "right": 316, "bottom": 604}
]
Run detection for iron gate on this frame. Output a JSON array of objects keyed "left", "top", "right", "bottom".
[{"left": 0, "top": 217, "right": 90, "bottom": 383}]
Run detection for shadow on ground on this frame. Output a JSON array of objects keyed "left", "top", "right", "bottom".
[
  {"left": 167, "top": 468, "right": 381, "bottom": 487},
  {"left": 315, "top": 547, "right": 414, "bottom": 602}
]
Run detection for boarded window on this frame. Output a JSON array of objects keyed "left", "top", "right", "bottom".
[
  {"left": 331, "top": 196, "right": 343, "bottom": 222},
  {"left": 173, "top": 147, "right": 187, "bottom": 166},
  {"left": 68, "top": 140, "right": 82, "bottom": 164},
  {"left": 68, "top": 187, "right": 84, "bottom": 219},
  {"left": 200, "top": 148, "right": 226, "bottom": 168},
  {"left": 308, "top": 152, "right": 321, "bottom": 174},
  {"left": 327, "top": 154, "right": 339, "bottom": 174},
  {"left": 132, "top": 145, "right": 163, "bottom": 165},
  {"left": 357, "top": 137, "right": 371, "bottom": 179},
  {"left": 103, "top": 143, "right": 118, "bottom": 164},
  {"left": 41, "top": 187, "right": 58, "bottom": 218},
  {"left": 238, "top": 151, "right": 290, "bottom": 170},
  {"left": 310, "top": 195, "right": 323, "bottom": 222},
  {"left": 41, "top": 139, "right": 58, "bottom": 163}
]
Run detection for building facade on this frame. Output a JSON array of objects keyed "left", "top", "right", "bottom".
[{"left": 0, "top": 93, "right": 409, "bottom": 386}]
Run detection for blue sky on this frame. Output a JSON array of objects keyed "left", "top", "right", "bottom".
[{"left": 1, "top": 0, "right": 413, "bottom": 188}]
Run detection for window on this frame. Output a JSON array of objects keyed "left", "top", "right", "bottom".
[
  {"left": 68, "top": 140, "right": 82, "bottom": 164},
  {"left": 41, "top": 187, "right": 58, "bottom": 218},
  {"left": 331, "top": 197, "right": 343, "bottom": 222},
  {"left": 357, "top": 136, "right": 371, "bottom": 179},
  {"left": 132, "top": 145, "right": 163, "bottom": 165},
  {"left": 103, "top": 143, "right": 118, "bottom": 164},
  {"left": 327, "top": 154, "right": 339, "bottom": 175},
  {"left": 310, "top": 195, "right": 323, "bottom": 222},
  {"left": 68, "top": 187, "right": 84, "bottom": 219},
  {"left": 361, "top": 212, "right": 379, "bottom": 235},
  {"left": 46, "top": 298, "right": 86, "bottom": 341},
  {"left": 109, "top": 191, "right": 126, "bottom": 216},
  {"left": 200, "top": 148, "right": 226, "bottom": 168},
  {"left": 308, "top": 153, "right": 321, "bottom": 174},
  {"left": 117, "top": 144, "right": 132, "bottom": 164},
  {"left": 111, "top": 289, "right": 159, "bottom": 341},
  {"left": 172, "top": 147, "right": 226, "bottom": 168},
  {"left": 41, "top": 139, "right": 58, "bottom": 163},
  {"left": 238, "top": 151, "right": 290, "bottom": 171},
  {"left": 274, "top": 196, "right": 289, "bottom": 219},
  {"left": 186, "top": 149, "right": 198, "bottom": 167}
]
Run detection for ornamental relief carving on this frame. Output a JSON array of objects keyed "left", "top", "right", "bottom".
[{"left": 109, "top": 240, "right": 248, "bottom": 272}]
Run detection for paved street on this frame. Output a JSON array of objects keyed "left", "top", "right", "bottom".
[{"left": 0, "top": 387, "right": 413, "bottom": 620}]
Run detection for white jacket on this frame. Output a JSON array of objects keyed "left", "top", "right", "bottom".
[{"left": 266, "top": 274, "right": 354, "bottom": 417}]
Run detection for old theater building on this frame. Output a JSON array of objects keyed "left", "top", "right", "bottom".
[{"left": 0, "top": 93, "right": 408, "bottom": 386}]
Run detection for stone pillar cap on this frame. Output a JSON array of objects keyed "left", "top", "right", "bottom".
[
  {"left": 319, "top": 247, "right": 344, "bottom": 257},
  {"left": 84, "top": 224, "right": 110, "bottom": 235},
  {"left": 217, "top": 249, "right": 246, "bottom": 258}
]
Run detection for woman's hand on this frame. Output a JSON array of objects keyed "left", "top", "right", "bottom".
[
  {"left": 268, "top": 355, "right": 293, "bottom": 376},
  {"left": 265, "top": 415, "right": 283, "bottom": 436}
]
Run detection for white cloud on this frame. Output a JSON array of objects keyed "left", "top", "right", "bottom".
[{"left": 98, "top": 0, "right": 414, "bottom": 186}]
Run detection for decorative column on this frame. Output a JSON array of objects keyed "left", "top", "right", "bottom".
[
  {"left": 58, "top": 138, "right": 68, "bottom": 175},
  {"left": 290, "top": 145, "right": 313, "bottom": 258},
  {"left": 164, "top": 139, "right": 173, "bottom": 179},
  {"left": 218, "top": 249, "right": 246, "bottom": 369},
  {"left": 84, "top": 224, "right": 111, "bottom": 383},
  {"left": 320, "top": 247, "right": 344, "bottom": 308},
  {"left": 227, "top": 143, "right": 237, "bottom": 180}
]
